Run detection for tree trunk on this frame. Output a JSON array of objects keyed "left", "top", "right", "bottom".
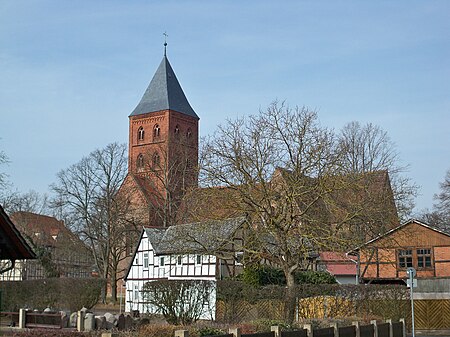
[
  {"left": 110, "top": 267, "right": 118, "bottom": 303},
  {"left": 284, "top": 271, "right": 297, "bottom": 323}
]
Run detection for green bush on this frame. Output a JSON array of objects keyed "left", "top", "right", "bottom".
[
  {"left": 238, "top": 265, "right": 336, "bottom": 286},
  {"left": 239, "top": 265, "right": 286, "bottom": 286},
  {"left": 0, "top": 278, "right": 106, "bottom": 311}
]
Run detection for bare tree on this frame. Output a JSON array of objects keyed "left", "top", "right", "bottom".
[
  {"left": 338, "top": 121, "right": 417, "bottom": 220},
  {"left": 135, "top": 134, "right": 197, "bottom": 227},
  {"left": 51, "top": 142, "right": 137, "bottom": 302},
  {"left": 422, "top": 169, "right": 450, "bottom": 229},
  {"left": 199, "top": 101, "right": 392, "bottom": 322},
  {"left": 435, "top": 169, "right": 450, "bottom": 215},
  {"left": 0, "top": 148, "right": 9, "bottom": 192},
  {"left": 1, "top": 189, "right": 50, "bottom": 215}
]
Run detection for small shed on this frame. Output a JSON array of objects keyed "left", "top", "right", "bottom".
[{"left": 0, "top": 204, "right": 36, "bottom": 274}]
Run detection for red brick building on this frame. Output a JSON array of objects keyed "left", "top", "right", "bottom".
[
  {"left": 351, "top": 219, "right": 450, "bottom": 284},
  {"left": 119, "top": 50, "right": 199, "bottom": 229}
]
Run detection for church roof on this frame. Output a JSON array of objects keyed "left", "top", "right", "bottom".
[{"left": 130, "top": 55, "right": 199, "bottom": 119}]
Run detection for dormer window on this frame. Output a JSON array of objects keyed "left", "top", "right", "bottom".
[
  {"left": 138, "top": 127, "right": 145, "bottom": 141},
  {"left": 137, "top": 153, "right": 144, "bottom": 169},
  {"left": 152, "top": 152, "right": 160, "bottom": 168},
  {"left": 153, "top": 124, "right": 161, "bottom": 139}
]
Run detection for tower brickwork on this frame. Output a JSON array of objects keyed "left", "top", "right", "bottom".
[{"left": 122, "top": 53, "right": 199, "bottom": 228}]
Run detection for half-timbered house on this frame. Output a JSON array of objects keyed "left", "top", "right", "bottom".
[{"left": 124, "top": 217, "right": 245, "bottom": 316}]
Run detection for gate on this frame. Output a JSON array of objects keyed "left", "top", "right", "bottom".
[{"left": 415, "top": 299, "right": 450, "bottom": 330}]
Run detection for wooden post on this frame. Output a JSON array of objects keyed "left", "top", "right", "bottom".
[
  {"left": 18, "top": 309, "right": 26, "bottom": 329},
  {"left": 77, "top": 310, "right": 85, "bottom": 332},
  {"left": 101, "top": 333, "right": 118, "bottom": 337},
  {"left": 352, "top": 321, "right": 360, "bottom": 337},
  {"left": 371, "top": 320, "right": 378, "bottom": 337},
  {"left": 229, "top": 327, "right": 242, "bottom": 337},
  {"left": 174, "top": 330, "right": 189, "bottom": 337},
  {"left": 399, "top": 318, "right": 406, "bottom": 337},
  {"left": 331, "top": 322, "right": 339, "bottom": 337},
  {"left": 271, "top": 325, "right": 281, "bottom": 337},
  {"left": 385, "top": 319, "right": 393, "bottom": 337},
  {"left": 303, "top": 323, "right": 313, "bottom": 337}
]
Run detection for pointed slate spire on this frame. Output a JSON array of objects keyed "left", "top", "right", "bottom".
[{"left": 130, "top": 56, "right": 198, "bottom": 119}]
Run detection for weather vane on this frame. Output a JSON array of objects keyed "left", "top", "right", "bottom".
[{"left": 163, "top": 32, "right": 168, "bottom": 56}]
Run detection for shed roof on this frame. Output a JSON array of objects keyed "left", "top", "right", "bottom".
[
  {"left": 0, "top": 205, "right": 36, "bottom": 260},
  {"left": 130, "top": 55, "right": 198, "bottom": 119}
]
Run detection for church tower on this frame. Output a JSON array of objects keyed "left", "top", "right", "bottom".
[{"left": 124, "top": 48, "right": 199, "bottom": 227}]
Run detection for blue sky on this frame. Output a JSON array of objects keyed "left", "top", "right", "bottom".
[{"left": 0, "top": 0, "right": 449, "bottom": 213}]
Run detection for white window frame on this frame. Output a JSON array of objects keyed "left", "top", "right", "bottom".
[{"left": 143, "top": 252, "right": 149, "bottom": 269}]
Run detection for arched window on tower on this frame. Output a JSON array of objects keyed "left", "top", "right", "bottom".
[
  {"left": 153, "top": 124, "right": 161, "bottom": 140},
  {"left": 138, "top": 127, "right": 145, "bottom": 141},
  {"left": 137, "top": 153, "right": 144, "bottom": 170},
  {"left": 174, "top": 124, "right": 180, "bottom": 138},
  {"left": 186, "top": 128, "right": 192, "bottom": 139},
  {"left": 152, "top": 152, "right": 160, "bottom": 168}
]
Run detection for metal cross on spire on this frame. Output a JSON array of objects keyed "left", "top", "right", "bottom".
[{"left": 163, "top": 32, "right": 168, "bottom": 56}]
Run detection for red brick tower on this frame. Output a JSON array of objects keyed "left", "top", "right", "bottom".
[{"left": 123, "top": 50, "right": 199, "bottom": 227}]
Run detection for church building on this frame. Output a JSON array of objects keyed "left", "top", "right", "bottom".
[{"left": 120, "top": 47, "right": 200, "bottom": 229}]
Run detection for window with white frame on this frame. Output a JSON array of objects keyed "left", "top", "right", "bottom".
[
  {"left": 160, "top": 256, "right": 165, "bottom": 267},
  {"left": 143, "top": 253, "right": 149, "bottom": 269},
  {"left": 177, "top": 255, "right": 183, "bottom": 266}
]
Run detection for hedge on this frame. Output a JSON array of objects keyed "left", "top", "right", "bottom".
[
  {"left": 238, "top": 265, "right": 337, "bottom": 286},
  {"left": 0, "top": 278, "right": 106, "bottom": 312}
]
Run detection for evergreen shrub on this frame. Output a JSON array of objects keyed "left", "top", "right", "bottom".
[{"left": 238, "top": 265, "right": 337, "bottom": 286}]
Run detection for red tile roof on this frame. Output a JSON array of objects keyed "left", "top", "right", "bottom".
[{"left": 319, "top": 251, "right": 356, "bottom": 276}]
